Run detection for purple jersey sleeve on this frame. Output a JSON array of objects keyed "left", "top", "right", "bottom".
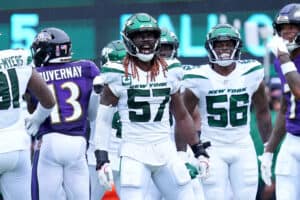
[
  {"left": 36, "top": 60, "right": 100, "bottom": 138},
  {"left": 274, "top": 55, "right": 300, "bottom": 136}
]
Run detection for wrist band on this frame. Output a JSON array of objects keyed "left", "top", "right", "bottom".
[{"left": 281, "top": 61, "right": 297, "bottom": 75}]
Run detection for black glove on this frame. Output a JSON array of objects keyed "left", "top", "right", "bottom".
[
  {"left": 94, "top": 150, "right": 110, "bottom": 170},
  {"left": 190, "top": 141, "right": 211, "bottom": 158}
]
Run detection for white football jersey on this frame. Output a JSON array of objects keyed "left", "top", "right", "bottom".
[
  {"left": 101, "top": 60, "right": 180, "bottom": 144},
  {"left": 0, "top": 49, "right": 33, "bottom": 152},
  {"left": 183, "top": 60, "right": 264, "bottom": 143},
  {"left": 166, "top": 57, "right": 183, "bottom": 81}
]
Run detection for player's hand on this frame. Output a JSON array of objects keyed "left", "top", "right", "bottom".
[
  {"left": 97, "top": 163, "right": 114, "bottom": 191},
  {"left": 191, "top": 141, "right": 211, "bottom": 179},
  {"left": 258, "top": 152, "right": 273, "bottom": 186},
  {"left": 25, "top": 117, "right": 40, "bottom": 136},
  {"left": 267, "top": 35, "right": 289, "bottom": 57},
  {"left": 197, "top": 155, "right": 209, "bottom": 178},
  {"left": 95, "top": 150, "right": 114, "bottom": 191},
  {"left": 178, "top": 151, "right": 199, "bottom": 179}
]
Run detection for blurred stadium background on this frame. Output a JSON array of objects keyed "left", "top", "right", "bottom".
[
  {"left": 0, "top": 0, "right": 294, "bottom": 80},
  {"left": 0, "top": 1, "right": 294, "bottom": 199}
]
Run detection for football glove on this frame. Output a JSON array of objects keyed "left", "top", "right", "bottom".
[
  {"left": 191, "top": 141, "right": 211, "bottom": 179},
  {"left": 25, "top": 117, "right": 41, "bottom": 137},
  {"left": 197, "top": 155, "right": 209, "bottom": 178},
  {"left": 25, "top": 103, "right": 53, "bottom": 137},
  {"left": 267, "top": 35, "right": 289, "bottom": 57},
  {"left": 185, "top": 163, "right": 199, "bottom": 179},
  {"left": 178, "top": 151, "right": 199, "bottom": 179},
  {"left": 95, "top": 150, "right": 114, "bottom": 191},
  {"left": 258, "top": 152, "right": 273, "bottom": 186},
  {"left": 190, "top": 141, "right": 211, "bottom": 159}
]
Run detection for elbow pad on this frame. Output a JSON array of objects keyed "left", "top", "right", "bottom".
[{"left": 94, "top": 104, "right": 116, "bottom": 151}]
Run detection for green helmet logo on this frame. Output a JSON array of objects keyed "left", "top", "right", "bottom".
[{"left": 101, "top": 40, "right": 126, "bottom": 65}]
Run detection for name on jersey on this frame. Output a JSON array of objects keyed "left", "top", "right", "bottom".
[
  {"left": 208, "top": 87, "right": 246, "bottom": 94},
  {"left": 40, "top": 66, "right": 82, "bottom": 81},
  {"left": 0, "top": 55, "right": 23, "bottom": 69},
  {"left": 129, "top": 82, "right": 167, "bottom": 89}
]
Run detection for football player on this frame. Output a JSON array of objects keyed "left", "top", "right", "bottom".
[
  {"left": 182, "top": 24, "right": 272, "bottom": 200},
  {"left": 92, "top": 13, "right": 209, "bottom": 200},
  {"left": 87, "top": 40, "right": 125, "bottom": 200},
  {"left": 0, "top": 35, "right": 55, "bottom": 199},
  {"left": 259, "top": 3, "right": 300, "bottom": 199},
  {"left": 27, "top": 27, "right": 100, "bottom": 200}
]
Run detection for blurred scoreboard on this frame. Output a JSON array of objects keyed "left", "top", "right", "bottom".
[{"left": 0, "top": 0, "right": 293, "bottom": 64}]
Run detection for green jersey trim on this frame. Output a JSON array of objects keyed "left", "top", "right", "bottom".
[
  {"left": 242, "top": 65, "right": 263, "bottom": 76},
  {"left": 167, "top": 62, "right": 181, "bottom": 70},
  {"left": 183, "top": 74, "right": 208, "bottom": 80},
  {"left": 101, "top": 67, "right": 124, "bottom": 74}
]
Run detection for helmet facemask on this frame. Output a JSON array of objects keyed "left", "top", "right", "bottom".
[
  {"left": 205, "top": 24, "right": 242, "bottom": 67},
  {"left": 207, "top": 38, "right": 241, "bottom": 67},
  {"left": 122, "top": 30, "right": 160, "bottom": 62},
  {"left": 122, "top": 13, "right": 161, "bottom": 62}
]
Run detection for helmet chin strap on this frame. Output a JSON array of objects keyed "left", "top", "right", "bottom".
[
  {"left": 136, "top": 53, "right": 154, "bottom": 62},
  {"left": 212, "top": 60, "right": 234, "bottom": 67}
]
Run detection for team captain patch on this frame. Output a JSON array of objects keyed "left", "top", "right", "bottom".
[{"left": 122, "top": 75, "right": 132, "bottom": 86}]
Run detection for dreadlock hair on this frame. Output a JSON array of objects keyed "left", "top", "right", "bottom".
[{"left": 123, "top": 54, "right": 168, "bottom": 82}]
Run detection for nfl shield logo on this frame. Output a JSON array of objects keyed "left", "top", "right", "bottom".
[{"left": 122, "top": 75, "right": 132, "bottom": 86}]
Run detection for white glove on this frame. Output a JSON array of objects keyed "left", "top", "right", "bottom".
[
  {"left": 25, "top": 116, "right": 41, "bottom": 136},
  {"left": 178, "top": 150, "right": 191, "bottom": 163},
  {"left": 25, "top": 103, "right": 53, "bottom": 137},
  {"left": 197, "top": 155, "right": 210, "bottom": 179},
  {"left": 97, "top": 163, "right": 114, "bottom": 191},
  {"left": 258, "top": 152, "right": 273, "bottom": 186},
  {"left": 267, "top": 35, "right": 289, "bottom": 57}
]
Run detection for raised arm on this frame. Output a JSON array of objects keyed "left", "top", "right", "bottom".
[{"left": 251, "top": 81, "right": 272, "bottom": 143}]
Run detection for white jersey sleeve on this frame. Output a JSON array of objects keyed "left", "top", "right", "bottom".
[{"left": 166, "top": 58, "right": 183, "bottom": 95}]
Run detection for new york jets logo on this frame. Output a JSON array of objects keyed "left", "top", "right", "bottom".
[{"left": 122, "top": 75, "right": 132, "bottom": 86}]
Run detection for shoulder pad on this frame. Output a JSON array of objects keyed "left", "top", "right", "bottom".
[
  {"left": 0, "top": 49, "right": 33, "bottom": 68},
  {"left": 182, "top": 64, "right": 202, "bottom": 71},
  {"left": 183, "top": 64, "right": 210, "bottom": 80},
  {"left": 166, "top": 58, "right": 181, "bottom": 70},
  {"left": 101, "top": 62, "right": 125, "bottom": 74},
  {"left": 237, "top": 59, "right": 263, "bottom": 75}
]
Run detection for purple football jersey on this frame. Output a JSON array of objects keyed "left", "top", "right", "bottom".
[
  {"left": 274, "top": 55, "right": 300, "bottom": 136},
  {"left": 36, "top": 60, "right": 99, "bottom": 138}
]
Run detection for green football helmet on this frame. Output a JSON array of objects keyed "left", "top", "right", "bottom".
[
  {"left": 205, "top": 24, "right": 242, "bottom": 66},
  {"left": 101, "top": 40, "right": 126, "bottom": 65},
  {"left": 159, "top": 28, "right": 179, "bottom": 59},
  {"left": 121, "top": 13, "right": 161, "bottom": 62}
]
